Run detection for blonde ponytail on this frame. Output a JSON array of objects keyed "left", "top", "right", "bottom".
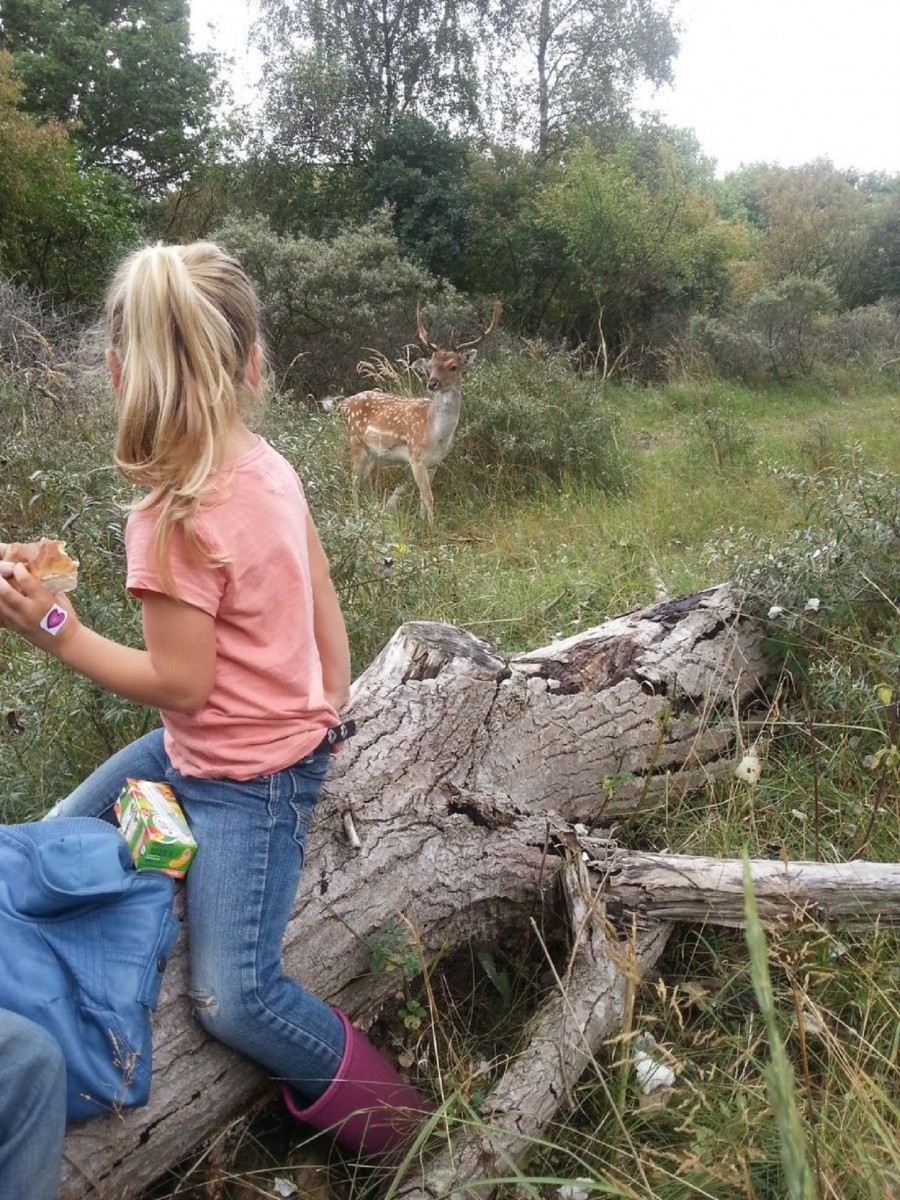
[{"left": 106, "top": 242, "right": 261, "bottom": 588}]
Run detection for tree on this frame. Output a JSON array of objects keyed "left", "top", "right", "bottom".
[
  {"left": 842, "top": 179, "right": 900, "bottom": 307},
  {"left": 538, "top": 135, "right": 745, "bottom": 351},
  {"left": 364, "top": 115, "right": 472, "bottom": 284},
  {"left": 462, "top": 144, "right": 570, "bottom": 332},
  {"left": 56, "top": 585, "right": 781, "bottom": 1198},
  {"left": 0, "top": 51, "right": 138, "bottom": 301},
  {"left": 255, "top": 0, "right": 485, "bottom": 165},
  {"left": 716, "top": 161, "right": 872, "bottom": 308},
  {"left": 0, "top": 0, "right": 218, "bottom": 195},
  {"left": 488, "top": 0, "right": 678, "bottom": 158}
]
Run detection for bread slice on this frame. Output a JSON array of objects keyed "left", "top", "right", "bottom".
[{"left": 0, "top": 538, "right": 79, "bottom": 592}]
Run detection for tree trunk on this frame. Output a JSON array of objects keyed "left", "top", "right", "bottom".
[
  {"left": 591, "top": 846, "right": 900, "bottom": 928},
  {"left": 398, "top": 842, "right": 675, "bottom": 1200},
  {"left": 60, "top": 584, "right": 774, "bottom": 1198}
]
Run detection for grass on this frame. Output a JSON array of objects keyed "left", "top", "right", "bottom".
[{"left": 1, "top": 360, "right": 898, "bottom": 1199}]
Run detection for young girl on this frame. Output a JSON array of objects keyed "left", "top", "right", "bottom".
[{"left": 0, "top": 242, "right": 430, "bottom": 1158}]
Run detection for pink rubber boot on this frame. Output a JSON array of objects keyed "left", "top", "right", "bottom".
[{"left": 283, "top": 1010, "right": 434, "bottom": 1160}]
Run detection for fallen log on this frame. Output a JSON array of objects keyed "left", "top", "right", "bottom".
[
  {"left": 401, "top": 844, "right": 900, "bottom": 1200},
  {"left": 59, "top": 584, "right": 774, "bottom": 1198},
  {"left": 588, "top": 846, "right": 900, "bottom": 928},
  {"left": 398, "top": 841, "right": 674, "bottom": 1200}
]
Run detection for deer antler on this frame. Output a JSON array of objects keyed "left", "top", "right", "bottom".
[
  {"left": 454, "top": 297, "right": 503, "bottom": 351},
  {"left": 415, "top": 302, "right": 439, "bottom": 352}
]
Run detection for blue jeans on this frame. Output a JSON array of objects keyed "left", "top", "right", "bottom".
[
  {"left": 49, "top": 729, "right": 346, "bottom": 1103},
  {"left": 0, "top": 1008, "right": 67, "bottom": 1200}
]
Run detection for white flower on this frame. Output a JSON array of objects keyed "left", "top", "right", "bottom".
[
  {"left": 767, "top": 605, "right": 784, "bottom": 619},
  {"left": 558, "top": 1182, "right": 593, "bottom": 1200},
  {"left": 735, "top": 752, "right": 761, "bottom": 785},
  {"left": 633, "top": 1050, "right": 676, "bottom": 1094},
  {"left": 805, "top": 597, "right": 821, "bottom": 612}
]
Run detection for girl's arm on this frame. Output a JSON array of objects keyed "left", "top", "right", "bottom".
[
  {"left": 0, "top": 564, "right": 215, "bottom": 713},
  {"left": 306, "top": 512, "right": 351, "bottom": 713}
]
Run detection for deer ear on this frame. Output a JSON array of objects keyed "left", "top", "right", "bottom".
[
  {"left": 460, "top": 349, "right": 479, "bottom": 368},
  {"left": 411, "top": 357, "right": 429, "bottom": 377}
]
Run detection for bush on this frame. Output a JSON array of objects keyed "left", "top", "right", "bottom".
[
  {"left": 709, "top": 454, "right": 899, "bottom": 626},
  {"left": 0, "top": 368, "right": 149, "bottom": 815},
  {"left": 213, "top": 209, "right": 484, "bottom": 400},
  {"left": 818, "top": 299, "right": 900, "bottom": 375},
  {"left": 454, "top": 345, "right": 634, "bottom": 496},
  {"left": 0, "top": 278, "right": 108, "bottom": 410},
  {"left": 690, "top": 276, "right": 837, "bottom": 381},
  {"left": 0, "top": 278, "right": 80, "bottom": 370},
  {"left": 688, "top": 312, "right": 768, "bottom": 382}
]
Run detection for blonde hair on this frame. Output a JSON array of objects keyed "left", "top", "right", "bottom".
[{"left": 106, "top": 242, "right": 261, "bottom": 588}]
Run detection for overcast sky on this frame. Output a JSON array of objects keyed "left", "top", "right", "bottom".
[
  {"left": 643, "top": 0, "right": 900, "bottom": 176},
  {"left": 191, "top": 0, "right": 900, "bottom": 178}
]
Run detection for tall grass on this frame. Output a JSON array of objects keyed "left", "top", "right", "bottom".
[{"left": 1, "top": 352, "right": 897, "bottom": 1198}]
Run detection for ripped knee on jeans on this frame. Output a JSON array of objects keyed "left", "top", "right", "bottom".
[{"left": 189, "top": 989, "right": 219, "bottom": 1020}]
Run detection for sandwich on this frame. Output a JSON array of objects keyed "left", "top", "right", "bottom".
[{"left": 0, "top": 538, "right": 79, "bottom": 592}]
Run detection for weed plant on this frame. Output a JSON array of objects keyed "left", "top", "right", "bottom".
[
  {"left": 1, "top": 344, "right": 898, "bottom": 1198},
  {"left": 682, "top": 407, "right": 758, "bottom": 475}
]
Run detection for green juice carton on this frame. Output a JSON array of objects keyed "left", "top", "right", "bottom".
[{"left": 115, "top": 778, "right": 197, "bottom": 877}]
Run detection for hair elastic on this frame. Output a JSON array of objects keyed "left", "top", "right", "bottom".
[{"left": 39, "top": 603, "right": 68, "bottom": 636}]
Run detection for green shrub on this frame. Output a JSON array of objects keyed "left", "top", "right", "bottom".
[
  {"left": 689, "top": 311, "right": 769, "bottom": 383},
  {"left": 706, "top": 454, "right": 899, "bottom": 736},
  {"left": 795, "top": 418, "right": 841, "bottom": 473},
  {"left": 0, "top": 370, "right": 150, "bottom": 814},
  {"left": 213, "top": 209, "right": 485, "bottom": 400},
  {"left": 690, "top": 276, "right": 837, "bottom": 382},
  {"left": 455, "top": 346, "right": 634, "bottom": 497},
  {"left": 709, "top": 454, "right": 899, "bottom": 628},
  {"left": 818, "top": 299, "right": 900, "bottom": 378}
]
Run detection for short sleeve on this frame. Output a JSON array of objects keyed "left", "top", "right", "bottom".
[{"left": 125, "top": 508, "right": 226, "bottom": 618}]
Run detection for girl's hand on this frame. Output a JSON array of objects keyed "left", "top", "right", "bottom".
[
  {"left": 0, "top": 564, "right": 213, "bottom": 712},
  {"left": 0, "top": 563, "right": 79, "bottom": 649}
]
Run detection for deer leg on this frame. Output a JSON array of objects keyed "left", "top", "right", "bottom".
[
  {"left": 352, "top": 449, "right": 376, "bottom": 502},
  {"left": 410, "top": 460, "right": 435, "bottom": 522},
  {"left": 419, "top": 469, "right": 438, "bottom": 520},
  {"left": 385, "top": 482, "right": 407, "bottom": 512}
]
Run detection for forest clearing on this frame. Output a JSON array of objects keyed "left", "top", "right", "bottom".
[{"left": 1, "top": 0, "right": 899, "bottom": 1195}]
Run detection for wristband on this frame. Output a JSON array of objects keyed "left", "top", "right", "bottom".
[{"left": 39, "top": 603, "right": 68, "bottom": 636}]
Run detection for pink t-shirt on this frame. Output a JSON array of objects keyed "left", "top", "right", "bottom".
[{"left": 125, "top": 438, "right": 339, "bottom": 780}]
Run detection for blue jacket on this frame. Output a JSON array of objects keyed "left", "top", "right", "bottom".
[{"left": 0, "top": 817, "right": 179, "bottom": 1121}]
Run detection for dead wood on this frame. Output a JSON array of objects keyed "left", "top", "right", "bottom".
[
  {"left": 589, "top": 846, "right": 900, "bottom": 928},
  {"left": 59, "top": 584, "right": 775, "bottom": 1197},
  {"left": 399, "top": 845, "right": 673, "bottom": 1200}
]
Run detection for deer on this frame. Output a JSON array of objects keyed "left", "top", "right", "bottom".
[{"left": 337, "top": 298, "right": 502, "bottom": 521}]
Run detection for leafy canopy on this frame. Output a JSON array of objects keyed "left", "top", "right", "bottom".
[
  {"left": 0, "top": 51, "right": 139, "bottom": 300},
  {"left": 0, "top": 0, "right": 218, "bottom": 194},
  {"left": 255, "top": 0, "right": 485, "bottom": 163}
]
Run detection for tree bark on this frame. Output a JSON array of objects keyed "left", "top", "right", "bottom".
[
  {"left": 398, "top": 843, "right": 674, "bottom": 1200},
  {"left": 59, "top": 584, "right": 774, "bottom": 1198},
  {"left": 590, "top": 846, "right": 900, "bottom": 928}
]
